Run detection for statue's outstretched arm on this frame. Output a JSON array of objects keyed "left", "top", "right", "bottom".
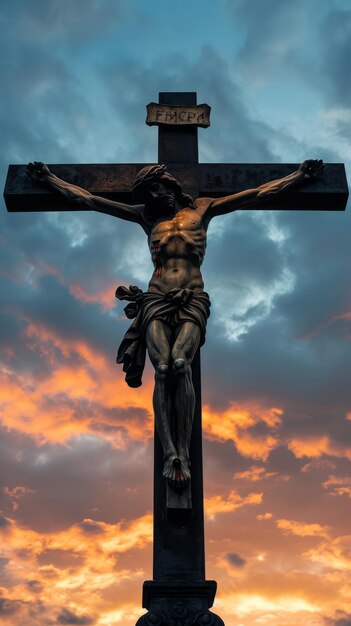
[
  {"left": 26, "top": 161, "right": 146, "bottom": 225},
  {"left": 205, "top": 159, "right": 324, "bottom": 219}
]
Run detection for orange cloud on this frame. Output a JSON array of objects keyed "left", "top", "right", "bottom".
[
  {"left": 233, "top": 465, "right": 278, "bottom": 481},
  {"left": 218, "top": 591, "right": 319, "bottom": 616},
  {"left": 0, "top": 320, "right": 154, "bottom": 445},
  {"left": 257, "top": 512, "right": 273, "bottom": 520},
  {"left": 205, "top": 489, "right": 262, "bottom": 518},
  {"left": 0, "top": 512, "right": 152, "bottom": 625},
  {"left": 306, "top": 535, "right": 351, "bottom": 572},
  {"left": 211, "top": 546, "right": 350, "bottom": 626},
  {"left": 322, "top": 475, "right": 351, "bottom": 498},
  {"left": 69, "top": 282, "right": 117, "bottom": 312},
  {"left": 1, "top": 314, "right": 288, "bottom": 464},
  {"left": 203, "top": 404, "right": 283, "bottom": 461},
  {"left": 288, "top": 436, "right": 351, "bottom": 461},
  {"left": 97, "top": 606, "right": 143, "bottom": 625},
  {"left": 276, "top": 518, "right": 330, "bottom": 539}
]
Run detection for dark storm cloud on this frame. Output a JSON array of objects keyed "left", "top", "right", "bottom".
[
  {"left": 224, "top": 0, "right": 351, "bottom": 149},
  {"left": 0, "top": 208, "right": 149, "bottom": 379},
  {"left": 0, "top": 42, "right": 91, "bottom": 171},
  {"left": 277, "top": 209, "right": 351, "bottom": 335},
  {"left": 100, "top": 43, "right": 289, "bottom": 164},
  {"left": 205, "top": 211, "right": 283, "bottom": 284},
  {"left": 226, "top": 551, "right": 246, "bottom": 567},
  {"left": 222, "top": 0, "right": 318, "bottom": 82},
  {"left": 203, "top": 303, "right": 351, "bottom": 413},
  {"left": 0, "top": 2, "right": 136, "bottom": 191},
  {"left": 200, "top": 196, "right": 351, "bottom": 416},
  {"left": 3, "top": 0, "right": 131, "bottom": 45},
  {"left": 318, "top": 9, "right": 351, "bottom": 106}
]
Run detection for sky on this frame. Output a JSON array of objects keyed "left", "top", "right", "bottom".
[{"left": 1, "top": 1, "right": 351, "bottom": 625}]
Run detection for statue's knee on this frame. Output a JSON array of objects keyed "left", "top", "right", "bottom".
[
  {"left": 155, "top": 363, "right": 169, "bottom": 379},
  {"left": 173, "top": 357, "right": 187, "bottom": 375}
]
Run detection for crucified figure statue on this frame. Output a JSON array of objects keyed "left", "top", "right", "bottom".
[{"left": 27, "top": 159, "right": 323, "bottom": 490}]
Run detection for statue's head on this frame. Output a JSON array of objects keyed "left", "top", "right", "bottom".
[{"left": 132, "top": 164, "right": 195, "bottom": 222}]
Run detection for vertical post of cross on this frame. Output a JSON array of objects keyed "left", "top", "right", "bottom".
[
  {"left": 158, "top": 92, "right": 199, "bottom": 164},
  {"left": 137, "top": 93, "right": 223, "bottom": 626}
]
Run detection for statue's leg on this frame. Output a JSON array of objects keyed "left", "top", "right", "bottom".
[
  {"left": 171, "top": 322, "right": 201, "bottom": 486},
  {"left": 145, "top": 320, "right": 177, "bottom": 481}
]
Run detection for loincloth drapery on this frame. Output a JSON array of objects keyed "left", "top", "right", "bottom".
[{"left": 115, "top": 285, "right": 211, "bottom": 388}]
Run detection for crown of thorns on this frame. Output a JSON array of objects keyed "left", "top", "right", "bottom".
[{"left": 132, "top": 164, "right": 182, "bottom": 197}]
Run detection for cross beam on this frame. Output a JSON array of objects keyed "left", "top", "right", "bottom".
[{"left": 4, "top": 161, "right": 348, "bottom": 213}]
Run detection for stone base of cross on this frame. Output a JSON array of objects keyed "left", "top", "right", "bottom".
[{"left": 4, "top": 92, "right": 348, "bottom": 626}]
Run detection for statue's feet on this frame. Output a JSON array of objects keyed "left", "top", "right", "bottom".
[{"left": 163, "top": 456, "right": 191, "bottom": 490}]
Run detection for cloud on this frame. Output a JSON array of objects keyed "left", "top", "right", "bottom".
[
  {"left": 322, "top": 475, "right": 351, "bottom": 499},
  {"left": 276, "top": 518, "right": 330, "bottom": 539},
  {"left": 226, "top": 552, "right": 246, "bottom": 568},
  {"left": 318, "top": 9, "right": 351, "bottom": 107},
  {"left": 257, "top": 512, "right": 273, "bottom": 520},
  {"left": 0, "top": 311, "right": 153, "bottom": 446},
  {"left": 3, "top": 0, "right": 131, "bottom": 44},
  {"left": 0, "top": 596, "right": 22, "bottom": 617},
  {"left": 217, "top": 591, "right": 319, "bottom": 621},
  {"left": 288, "top": 434, "right": 351, "bottom": 462},
  {"left": 233, "top": 465, "right": 277, "bottom": 481},
  {"left": 224, "top": 0, "right": 309, "bottom": 87},
  {"left": 326, "top": 612, "right": 351, "bottom": 626},
  {"left": 2, "top": 486, "right": 35, "bottom": 513},
  {"left": 1, "top": 2, "right": 351, "bottom": 625},
  {"left": 205, "top": 489, "right": 262, "bottom": 518},
  {"left": 57, "top": 608, "right": 94, "bottom": 625},
  {"left": 306, "top": 535, "right": 351, "bottom": 572},
  {"left": 0, "top": 425, "right": 153, "bottom": 535},
  {"left": 0, "top": 512, "right": 152, "bottom": 625},
  {"left": 203, "top": 403, "right": 282, "bottom": 461},
  {"left": 301, "top": 459, "right": 336, "bottom": 473}
]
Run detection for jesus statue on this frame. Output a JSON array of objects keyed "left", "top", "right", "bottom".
[{"left": 27, "top": 159, "right": 323, "bottom": 490}]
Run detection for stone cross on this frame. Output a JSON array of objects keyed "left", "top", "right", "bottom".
[{"left": 4, "top": 92, "right": 348, "bottom": 626}]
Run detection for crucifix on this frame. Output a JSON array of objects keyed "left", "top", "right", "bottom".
[{"left": 4, "top": 92, "right": 348, "bottom": 626}]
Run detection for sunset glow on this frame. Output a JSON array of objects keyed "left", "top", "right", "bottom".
[{"left": 1, "top": 1, "right": 351, "bottom": 626}]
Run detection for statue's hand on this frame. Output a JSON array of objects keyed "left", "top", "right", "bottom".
[
  {"left": 299, "top": 159, "right": 324, "bottom": 178},
  {"left": 26, "top": 161, "right": 51, "bottom": 182}
]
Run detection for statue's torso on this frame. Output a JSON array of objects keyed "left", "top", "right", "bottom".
[{"left": 147, "top": 206, "right": 207, "bottom": 294}]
